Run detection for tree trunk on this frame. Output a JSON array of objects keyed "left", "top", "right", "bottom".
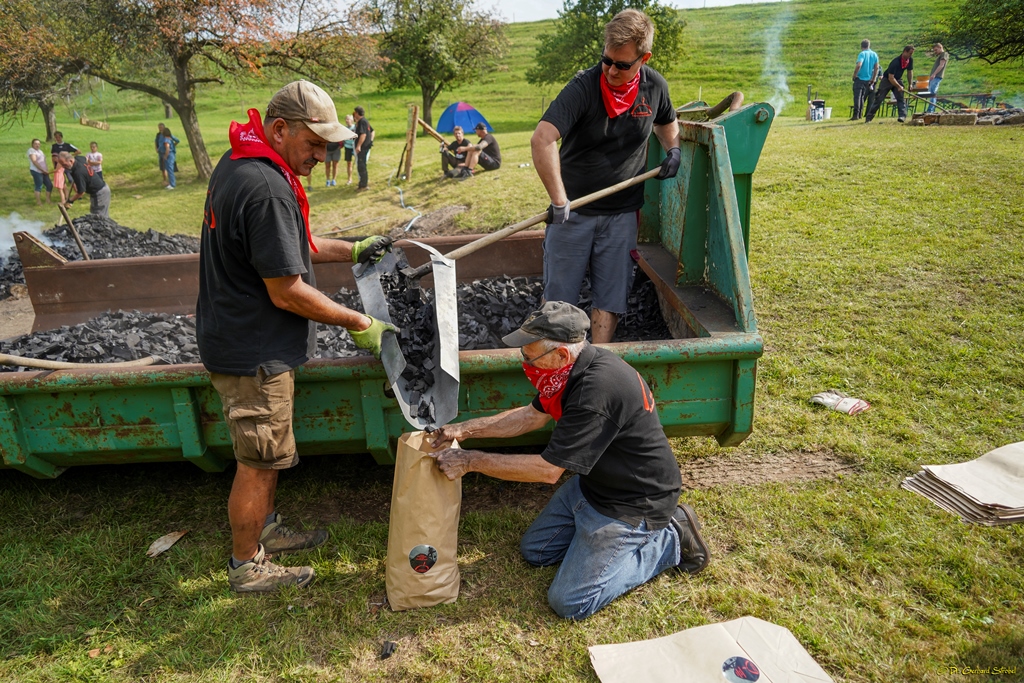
[
  {"left": 172, "top": 60, "right": 214, "bottom": 180},
  {"left": 38, "top": 98, "right": 57, "bottom": 142},
  {"left": 421, "top": 84, "right": 434, "bottom": 128}
]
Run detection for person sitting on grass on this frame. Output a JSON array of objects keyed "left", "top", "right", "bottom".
[
  {"left": 441, "top": 125, "right": 469, "bottom": 177},
  {"left": 449, "top": 122, "right": 501, "bottom": 179},
  {"left": 429, "top": 301, "right": 710, "bottom": 620}
]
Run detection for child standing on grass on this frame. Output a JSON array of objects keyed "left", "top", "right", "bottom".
[
  {"left": 86, "top": 142, "right": 103, "bottom": 181},
  {"left": 28, "top": 138, "right": 53, "bottom": 205},
  {"left": 162, "top": 129, "right": 177, "bottom": 189}
]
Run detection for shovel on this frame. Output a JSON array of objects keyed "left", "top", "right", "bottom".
[{"left": 355, "top": 166, "right": 663, "bottom": 431}]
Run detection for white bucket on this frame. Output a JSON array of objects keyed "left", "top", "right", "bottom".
[{"left": 824, "top": 107, "right": 832, "bottom": 120}]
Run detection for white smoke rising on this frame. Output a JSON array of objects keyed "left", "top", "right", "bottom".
[
  {"left": 761, "top": 5, "right": 794, "bottom": 114},
  {"left": 0, "top": 213, "right": 49, "bottom": 263}
]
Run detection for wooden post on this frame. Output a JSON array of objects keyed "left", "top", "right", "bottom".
[{"left": 404, "top": 105, "right": 418, "bottom": 180}]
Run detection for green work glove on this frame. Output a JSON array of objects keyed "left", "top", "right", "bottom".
[
  {"left": 349, "top": 315, "right": 398, "bottom": 359},
  {"left": 351, "top": 235, "right": 393, "bottom": 265}
]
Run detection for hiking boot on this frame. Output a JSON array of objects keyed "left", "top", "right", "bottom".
[
  {"left": 669, "top": 503, "right": 710, "bottom": 575},
  {"left": 228, "top": 544, "right": 315, "bottom": 593},
  {"left": 259, "top": 513, "right": 328, "bottom": 555},
  {"left": 444, "top": 169, "right": 455, "bottom": 178},
  {"left": 457, "top": 167, "right": 474, "bottom": 180}
]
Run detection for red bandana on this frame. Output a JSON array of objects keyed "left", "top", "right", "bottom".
[
  {"left": 523, "top": 362, "right": 575, "bottom": 421},
  {"left": 900, "top": 56, "right": 910, "bottom": 69},
  {"left": 599, "top": 69, "right": 641, "bottom": 118},
  {"left": 228, "top": 108, "right": 317, "bottom": 253}
]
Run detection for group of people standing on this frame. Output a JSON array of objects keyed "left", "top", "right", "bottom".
[
  {"left": 196, "top": 8, "right": 709, "bottom": 624},
  {"left": 315, "top": 107, "right": 374, "bottom": 190},
  {"left": 851, "top": 40, "right": 950, "bottom": 123},
  {"left": 26, "top": 132, "right": 109, "bottom": 216}
]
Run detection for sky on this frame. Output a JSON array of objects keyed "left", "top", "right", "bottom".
[{"left": 490, "top": 0, "right": 786, "bottom": 24}]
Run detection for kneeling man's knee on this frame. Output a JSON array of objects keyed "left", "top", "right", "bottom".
[{"left": 547, "top": 585, "right": 599, "bottom": 621}]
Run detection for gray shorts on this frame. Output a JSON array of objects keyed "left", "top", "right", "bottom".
[
  {"left": 542, "top": 211, "right": 638, "bottom": 314},
  {"left": 325, "top": 147, "right": 341, "bottom": 162},
  {"left": 89, "top": 185, "right": 111, "bottom": 218}
]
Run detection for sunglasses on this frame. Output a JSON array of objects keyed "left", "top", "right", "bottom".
[
  {"left": 601, "top": 53, "right": 644, "bottom": 71},
  {"left": 520, "top": 346, "right": 560, "bottom": 366}
]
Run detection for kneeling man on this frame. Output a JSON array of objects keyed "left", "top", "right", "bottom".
[{"left": 431, "top": 302, "right": 709, "bottom": 620}]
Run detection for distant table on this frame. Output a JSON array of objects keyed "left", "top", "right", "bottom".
[{"left": 934, "top": 93, "right": 997, "bottom": 109}]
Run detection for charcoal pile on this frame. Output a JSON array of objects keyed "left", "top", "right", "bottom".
[
  {"left": 0, "top": 311, "right": 200, "bottom": 370},
  {"left": 0, "top": 215, "right": 200, "bottom": 299}
]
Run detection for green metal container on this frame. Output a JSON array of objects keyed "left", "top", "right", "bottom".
[{"left": 0, "top": 104, "right": 774, "bottom": 478}]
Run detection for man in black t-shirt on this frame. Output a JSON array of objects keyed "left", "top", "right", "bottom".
[
  {"left": 865, "top": 45, "right": 915, "bottom": 123},
  {"left": 58, "top": 152, "right": 110, "bottom": 217},
  {"left": 532, "top": 9, "right": 681, "bottom": 345},
  {"left": 197, "top": 81, "right": 395, "bottom": 593},
  {"left": 430, "top": 302, "right": 710, "bottom": 620},
  {"left": 441, "top": 125, "right": 469, "bottom": 176},
  {"left": 352, "top": 105, "right": 373, "bottom": 190}
]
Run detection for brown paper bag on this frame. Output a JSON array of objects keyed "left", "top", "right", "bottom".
[{"left": 385, "top": 431, "right": 461, "bottom": 611}]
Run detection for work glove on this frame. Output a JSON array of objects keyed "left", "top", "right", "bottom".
[
  {"left": 658, "top": 147, "right": 682, "bottom": 180},
  {"left": 351, "top": 235, "right": 393, "bottom": 264},
  {"left": 546, "top": 202, "right": 570, "bottom": 225},
  {"left": 349, "top": 315, "right": 398, "bottom": 359}
]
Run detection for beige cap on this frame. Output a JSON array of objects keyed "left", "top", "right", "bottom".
[{"left": 266, "top": 80, "right": 355, "bottom": 143}]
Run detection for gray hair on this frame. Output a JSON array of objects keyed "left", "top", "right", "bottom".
[
  {"left": 58, "top": 151, "right": 74, "bottom": 163},
  {"left": 537, "top": 338, "right": 588, "bottom": 359}
]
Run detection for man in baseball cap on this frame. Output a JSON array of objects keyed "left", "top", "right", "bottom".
[
  {"left": 197, "top": 81, "right": 393, "bottom": 593},
  {"left": 429, "top": 301, "right": 709, "bottom": 620}
]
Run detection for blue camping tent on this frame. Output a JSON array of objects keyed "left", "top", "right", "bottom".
[{"left": 435, "top": 102, "right": 492, "bottom": 134}]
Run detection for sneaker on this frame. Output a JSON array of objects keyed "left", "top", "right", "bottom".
[
  {"left": 166, "top": 185, "right": 175, "bottom": 190},
  {"left": 669, "top": 504, "right": 710, "bottom": 574},
  {"left": 444, "top": 169, "right": 455, "bottom": 179},
  {"left": 259, "top": 513, "right": 328, "bottom": 554},
  {"left": 457, "top": 167, "right": 473, "bottom": 180},
  {"left": 228, "top": 544, "right": 315, "bottom": 593},
  {"left": 897, "top": 117, "right": 906, "bottom": 123}
]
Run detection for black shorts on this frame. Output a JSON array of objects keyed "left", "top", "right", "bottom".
[
  {"left": 344, "top": 147, "right": 354, "bottom": 162},
  {"left": 479, "top": 152, "right": 500, "bottom": 171}
]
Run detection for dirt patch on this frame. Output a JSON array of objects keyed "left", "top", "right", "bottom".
[
  {"left": 680, "top": 448, "right": 858, "bottom": 489},
  {"left": 389, "top": 205, "right": 468, "bottom": 239},
  {"left": 0, "top": 292, "right": 34, "bottom": 341}
]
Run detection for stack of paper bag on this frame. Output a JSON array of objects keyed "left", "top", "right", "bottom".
[
  {"left": 900, "top": 441, "right": 1024, "bottom": 525},
  {"left": 588, "top": 616, "right": 834, "bottom": 683}
]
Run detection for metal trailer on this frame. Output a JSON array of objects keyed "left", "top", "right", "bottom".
[{"left": 0, "top": 103, "right": 775, "bottom": 478}]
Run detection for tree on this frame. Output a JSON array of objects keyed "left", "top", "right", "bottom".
[
  {"left": 359, "top": 0, "right": 508, "bottom": 127},
  {"left": 526, "top": 0, "right": 685, "bottom": 87},
  {"left": 56, "top": 0, "right": 379, "bottom": 179},
  {"left": 0, "top": 0, "right": 79, "bottom": 141},
  {"left": 931, "top": 0, "right": 1024, "bottom": 64}
]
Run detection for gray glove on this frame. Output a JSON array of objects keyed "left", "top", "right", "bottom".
[{"left": 546, "top": 202, "right": 570, "bottom": 224}]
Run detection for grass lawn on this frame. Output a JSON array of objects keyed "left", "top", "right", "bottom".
[{"left": 2, "top": 0, "right": 1024, "bottom": 680}]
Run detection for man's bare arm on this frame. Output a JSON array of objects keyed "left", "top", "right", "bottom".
[
  {"left": 309, "top": 235, "right": 355, "bottom": 264},
  {"left": 653, "top": 120, "right": 680, "bottom": 153},
  {"left": 431, "top": 404, "right": 551, "bottom": 448},
  {"left": 263, "top": 274, "right": 369, "bottom": 330},
  {"left": 531, "top": 121, "right": 567, "bottom": 206},
  {"left": 853, "top": 59, "right": 864, "bottom": 80},
  {"left": 432, "top": 449, "right": 564, "bottom": 484}
]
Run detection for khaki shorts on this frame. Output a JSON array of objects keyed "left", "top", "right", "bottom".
[{"left": 210, "top": 369, "right": 298, "bottom": 470}]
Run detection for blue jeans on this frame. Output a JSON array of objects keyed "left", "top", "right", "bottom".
[
  {"left": 927, "top": 77, "right": 943, "bottom": 113},
  {"left": 165, "top": 153, "right": 176, "bottom": 187},
  {"left": 519, "top": 475, "right": 680, "bottom": 620}
]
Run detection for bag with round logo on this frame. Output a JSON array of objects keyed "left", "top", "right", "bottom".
[{"left": 385, "top": 431, "right": 462, "bottom": 611}]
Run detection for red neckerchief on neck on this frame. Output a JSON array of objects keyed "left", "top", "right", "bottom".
[
  {"left": 600, "top": 68, "right": 641, "bottom": 118},
  {"left": 523, "top": 361, "right": 575, "bottom": 421},
  {"left": 900, "top": 55, "right": 910, "bottom": 69},
  {"left": 228, "top": 108, "right": 317, "bottom": 253}
]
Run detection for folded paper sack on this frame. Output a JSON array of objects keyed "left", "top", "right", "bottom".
[
  {"left": 386, "top": 431, "right": 462, "bottom": 611},
  {"left": 588, "top": 616, "right": 834, "bottom": 683}
]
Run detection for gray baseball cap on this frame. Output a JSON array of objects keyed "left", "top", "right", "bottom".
[
  {"left": 501, "top": 301, "right": 590, "bottom": 347},
  {"left": 266, "top": 81, "right": 355, "bottom": 143}
]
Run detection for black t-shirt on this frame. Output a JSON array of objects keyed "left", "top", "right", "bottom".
[
  {"left": 326, "top": 141, "right": 341, "bottom": 152},
  {"left": 477, "top": 133, "right": 501, "bottom": 163},
  {"left": 196, "top": 151, "right": 316, "bottom": 376},
  {"left": 884, "top": 55, "right": 914, "bottom": 81},
  {"left": 51, "top": 141, "right": 78, "bottom": 157},
  {"left": 67, "top": 156, "right": 105, "bottom": 195},
  {"left": 355, "top": 118, "right": 373, "bottom": 150},
  {"left": 534, "top": 345, "right": 682, "bottom": 528},
  {"left": 445, "top": 139, "right": 465, "bottom": 159},
  {"left": 541, "top": 64, "right": 676, "bottom": 215}
]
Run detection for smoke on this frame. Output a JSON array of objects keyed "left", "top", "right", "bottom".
[
  {"left": 1007, "top": 93, "right": 1024, "bottom": 108},
  {"left": 0, "top": 213, "right": 48, "bottom": 263},
  {"left": 761, "top": 5, "right": 794, "bottom": 115}
]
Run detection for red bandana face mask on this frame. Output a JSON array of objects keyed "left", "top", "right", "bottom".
[
  {"left": 523, "top": 361, "right": 575, "bottom": 421},
  {"left": 228, "top": 108, "right": 318, "bottom": 253},
  {"left": 900, "top": 55, "right": 910, "bottom": 69},
  {"left": 600, "top": 68, "right": 641, "bottom": 118}
]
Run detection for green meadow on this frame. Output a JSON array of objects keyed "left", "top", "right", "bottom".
[{"left": 1, "top": 0, "right": 1023, "bottom": 681}]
